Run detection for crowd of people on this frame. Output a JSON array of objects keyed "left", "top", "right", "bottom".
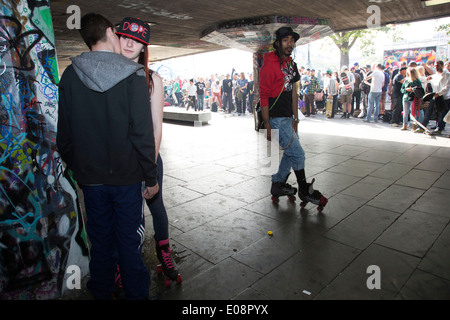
[
  {"left": 161, "top": 58, "right": 450, "bottom": 135},
  {"left": 298, "top": 59, "right": 450, "bottom": 134},
  {"left": 162, "top": 72, "right": 255, "bottom": 115}
]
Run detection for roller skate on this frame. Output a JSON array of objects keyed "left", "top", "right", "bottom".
[
  {"left": 298, "top": 178, "right": 328, "bottom": 213},
  {"left": 155, "top": 238, "right": 182, "bottom": 288},
  {"left": 270, "top": 179, "right": 297, "bottom": 204}
]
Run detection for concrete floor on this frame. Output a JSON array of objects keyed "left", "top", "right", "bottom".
[
  {"left": 64, "top": 107, "right": 450, "bottom": 301},
  {"left": 145, "top": 108, "right": 450, "bottom": 300}
]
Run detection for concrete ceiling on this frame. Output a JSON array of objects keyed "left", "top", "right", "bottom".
[{"left": 50, "top": 0, "right": 450, "bottom": 72}]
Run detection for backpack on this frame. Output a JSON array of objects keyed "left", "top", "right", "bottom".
[
  {"left": 353, "top": 72, "right": 362, "bottom": 91},
  {"left": 360, "top": 81, "right": 370, "bottom": 94},
  {"left": 409, "top": 86, "right": 425, "bottom": 101}
]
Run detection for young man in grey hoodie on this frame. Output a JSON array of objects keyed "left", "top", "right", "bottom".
[{"left": 57, "top": 13, "right": 158, "bottom": 300}]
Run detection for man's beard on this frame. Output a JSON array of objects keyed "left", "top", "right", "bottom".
[{"left": 283, "top": 47, "right": 293, "bottom": 57}]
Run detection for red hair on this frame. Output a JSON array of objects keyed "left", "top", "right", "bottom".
[{"left": 138, "top": 46, "right": 153, "bottom": 93}]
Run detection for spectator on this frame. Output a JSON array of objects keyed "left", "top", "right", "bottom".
[
  {"left": 222, "top": 73, "right": 233, "bottom": 113},
  {"left": 309, "top": 69, "right": 321, "bottom": 114},
  {"left": 411, "top": 66, "right": 428, "bottom": 130},
  {"left": 212, "top": 80, "right": 222, "bottom": 109},
  {"left": 351, "top": 65, "right": 362, "bottom": 115},
  {"left": 424, "top": 60, "right": 436, "bottom": 76},
  {"left": 359, "top": 65, "right": 372, "bottom": 118},
  {"left": 195, "top": 78, "right": 206, "bottom": 111},
  {"left": 363, "top": 64, "right": 384, "bottom": 123},
  {"left": 400, "top": 67, "right": 423, "bottom": 130},
  {"left": 236, "top": 72, "right": 248, "bottom": 116},
  {"left": 390, "top": 66, "right": 407, "bottom": 127},
  {"left": 324, "top": 69, "right": 339, "bottom": 118},
  {"left": 247, "top": 74, "right": 255, "bottom": 113},
  {"left": 186, "top": 79, "right": 197, "bottom": 111},
  {"left": 379, "top": 65, "right": 390, "bottom": 115},
  {"left": 425, "top": 60, "right": 450, "bottom": 134},
  {"left": 232, "top": 73, "right": 239, "bottom": 113},
  {"left": 301, "top": 69, "right": 314, "bottom": 116},
  {"left": 173, "top": 78, "right": 183, "bottom": 107},
  {"left": 339, "top": 65, "right": 355, "bottom": 119}
]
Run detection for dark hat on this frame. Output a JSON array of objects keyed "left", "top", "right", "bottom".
[
  {"left": 116, "top": 17, "right": 150, "bottom": 45},
  {"left": 275, "top": 27, "right": 300, "bottom": 42},
  {"left": 400, "top": 66, "right": 407, "bottom": 71}
]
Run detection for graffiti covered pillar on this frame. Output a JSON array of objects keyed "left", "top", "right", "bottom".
[
  {"left": 252, "top": 50, "right": 267, "bottom": 130},
  {"left": 0, "top": 0, "right": 89, "bottom": 299}
]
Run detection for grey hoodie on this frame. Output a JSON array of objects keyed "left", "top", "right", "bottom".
[{"left": 71, "top": 51, "right": 145, "bottom": 92}]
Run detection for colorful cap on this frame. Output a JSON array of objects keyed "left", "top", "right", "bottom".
[{"left": 116, "top": 17, "right": 150, "bottom": 45}]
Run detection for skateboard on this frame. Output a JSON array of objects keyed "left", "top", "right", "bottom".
[
  {"left": 340, "top": 72, "right": 351, "bottom": 94},
  {"left": 156, "top": 264, "right": 182, "bottom": 288},
  {"left": 410, "top": 114, "right": 434, "bottom": 135},
  {"left": 325, "top": 96, "right": 334, "bottom": 118}
]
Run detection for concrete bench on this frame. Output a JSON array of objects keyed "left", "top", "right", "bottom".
[{"left": 163, "top": 107, "right": 211, "bottom": 125}]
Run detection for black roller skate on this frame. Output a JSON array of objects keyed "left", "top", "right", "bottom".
[
  {"left": 270, "top": 178, "right": 297, "bottom": 204},
  {"left": 298, "top": 178, "right": 328, "bottom": 213},
  {"left": 155, "top": 238, "right": 182, "bottom": 288}
]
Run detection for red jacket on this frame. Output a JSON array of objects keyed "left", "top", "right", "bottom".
[{"left": 259, "top": 51, "right": 293, "bottom": 108}]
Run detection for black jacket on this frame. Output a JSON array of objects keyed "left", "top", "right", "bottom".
[{"left": 57, "top": 51, "right": 157, "bottom": 187}]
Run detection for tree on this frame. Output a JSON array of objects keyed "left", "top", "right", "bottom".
[
  {"left": 329, "top": 31, "right": 364, "bottom": 69},
  {"left": 436, "top": 23, "right": 450, "bottom": 43},
  {"left": 329, "top": 27, "right": 403, "bottom": 69}
]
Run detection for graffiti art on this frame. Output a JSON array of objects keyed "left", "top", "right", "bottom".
[{"left": 0, "top": 0, "right": 89, "bottom": 299}]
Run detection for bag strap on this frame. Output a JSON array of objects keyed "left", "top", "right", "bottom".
[{"left": 269, "top": 84, "right": 286, "bottom": 111}]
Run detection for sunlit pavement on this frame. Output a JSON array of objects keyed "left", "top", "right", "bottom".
[
  {"left": 140, "top": 108, "right": 450, "bottom": 300},
  {"left": 62, "top": 107, "right": 450, "bottom": 300}
]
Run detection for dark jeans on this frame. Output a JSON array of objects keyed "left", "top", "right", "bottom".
[
  {"left": 304, "top": 94, "right": 315, "bottom": 115},
  {"left": 222, "top": 92, "right": 233, "bottom": 113},
  {"left": 352, "top": 90, "right": 361, "bottom": 112},
  {"left": 422, "top": 99, "right": 435, "bottom": 127},
  {"left": 187, "top": 95, "right": 197, "bottom": 111},
  {"left": 146, "top": 154, "right": 169, "bottom": 241},
  {"left": 390, "top": 96, "right": 403, "bottom": 124},
  {"left": 248, "top": 94, "right": 254, "bottom": 113},
  {"left": 83, "top": 183, "right": 150, "bottom": 300},
  {"left": 435, "top": 97, "right": 449, "bottom": 130},
  {"left": 237, "top": 94, "right": 247, "bottom": 114},
  {"left": 175, "top": 92, "right": 184, "bottom": 107},
  {"left": 197, "top": 94, "right": 204, "bottom": 111}
]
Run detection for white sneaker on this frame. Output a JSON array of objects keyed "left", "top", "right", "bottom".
[{"left": 358, "top": 111, "right": 365, "bottom": 118}]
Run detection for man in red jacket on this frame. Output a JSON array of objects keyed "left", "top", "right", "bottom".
[{"left": 259, "top": 27, "right": 328, "bottom": 211}]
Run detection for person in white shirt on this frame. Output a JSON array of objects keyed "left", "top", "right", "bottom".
[
  {"left": 427, "top": 61, "right": 450, "bottom": 133},
  {"left": 186, "top": 79, "right": 197, "bottom": 111},
  {"left": 212, "top": 80, "right": 222, "bottom": 109},
  {"left": 364, "top": 63, "right": 385, "bottom": 123}
]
